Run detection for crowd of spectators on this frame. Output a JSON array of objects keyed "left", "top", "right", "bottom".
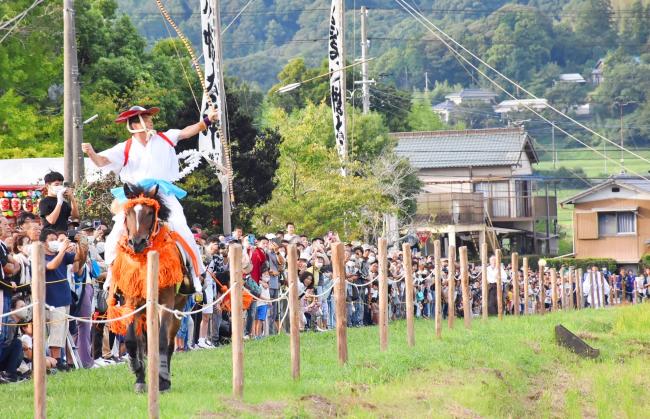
[{"left": 1, "top": 173, "right": 649, "bottom": 385}]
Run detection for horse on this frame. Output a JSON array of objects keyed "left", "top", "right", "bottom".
[{"left": 106, "top": 183, "right": 195, "bottom": 393}]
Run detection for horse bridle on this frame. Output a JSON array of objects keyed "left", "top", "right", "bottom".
[{"left": 124, "top": 195, "right": 161, "bottom": 250}]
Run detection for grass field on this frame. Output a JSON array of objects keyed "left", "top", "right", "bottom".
[
  {"left": 2, "top": 304, "right": 650, "bottom": 418},
  {"left": 536, "top": 148, "right": 650, "bottom": 180}
]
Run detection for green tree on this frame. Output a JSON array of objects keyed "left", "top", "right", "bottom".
[
  {"left": 406, "top": 101, "right": 446, "bottom": 131},
  {"left": 572, "top": 0, "right": 616, "bottom": 55},
  {"left": 255, "top": 103, "right": 393, "bottom": 239}
]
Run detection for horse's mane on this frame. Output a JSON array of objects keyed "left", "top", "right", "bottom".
[{"left": 123, "top": 183, "right": 171, "bottom": 221}]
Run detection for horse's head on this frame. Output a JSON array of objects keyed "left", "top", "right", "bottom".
[{"left": 123, "top": 183, "right": 170, "bottom": 253}]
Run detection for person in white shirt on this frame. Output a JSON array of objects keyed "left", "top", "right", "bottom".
[
  {"left": 485, "top": 255, "right": 507, "bottom": 315},
  {"left": 82, "top": 105, "right": 219, "bottom": 292},
  {"left": 582, "top": 265, "right": 610, "bottom": 308}
]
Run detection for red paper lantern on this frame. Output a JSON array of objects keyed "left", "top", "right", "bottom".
[
  {"left": 22, "top": 199, "right": 33, "bottom": 213},
  {"left": 11, "top": 198, "right": 21, "bottom": 212}
]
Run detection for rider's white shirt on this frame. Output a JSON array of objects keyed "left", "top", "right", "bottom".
[{"left": 99, "top": 129, "right": 181, "bottom": 183}]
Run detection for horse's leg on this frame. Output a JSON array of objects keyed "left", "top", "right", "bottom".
[
  {"left": 158, "top": 288, "right": 176, "bottom": 392},
  {"left": 165, "top": 294, "right": 187, "bottom": 384},
  {"left": 125, "top": 314, "right": 146, "bottom": 393}
]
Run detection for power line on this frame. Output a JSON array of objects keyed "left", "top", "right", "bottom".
[{"left": 394, "top": 0, "right": 650, "bottom": 183}]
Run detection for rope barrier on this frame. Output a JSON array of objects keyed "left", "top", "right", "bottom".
[
  {"left": 248, "top": 289, "right": 289, "bottom": 304},
  {"left": 0, "top": 280, "right": 31, "bottom": 289},
  {"left": 0, "top": 302, "right": 35, "bottom": 318},
  {"left": 157, "top": 285, "right": 233, "bottom": 319},
  {"left": 311, "top": 278, "right": 337, "bottom": 298},
  {"left": 50, "top": 303, "right": 149, "bottom": 324}
]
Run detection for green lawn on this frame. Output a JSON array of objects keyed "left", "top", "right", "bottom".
[{"left": 3, "top": 304, "right": 650, "bottom": 417}]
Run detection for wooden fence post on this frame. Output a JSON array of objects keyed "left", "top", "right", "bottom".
[
  {"left": 523, "top": 257, "right": 529, "bottom": 315},
  {"left": 378, "top": 238, "right": 389, "bottom": 351},
  {"left": 31, "top": 243, "right": 46, "bottom": 419},
  {"left": 577, "top": 268, "right": 584, "bottom": 309},
  {"left": 447, "top": 245, "right": 456, "bottom": 329},
  {"left": 512, "top": 253, "right": 519, "bottom": 316},
  {"left": 609, "top": 276, "right": 614, "bottom": 306},
  {"left": 229, "top": 244, "right": 244, "bottom": 398},
  {"left": 402, "top": 243, "right": 415, "bottom": 347},
  {"left": 568, "top": 268, "right": 575, "bottom": 310},
  {"left": 332, "top": 243, "right": 348, "bottom": 364},
  {"left": 599, "top": 274, "right": 606, "bottom": 307},
  {"left": 434, "top": 240, "right": 442, "bottom": 338},
  {"left": 496, "top": 249, "right": 503, "bottom": 320},
  {"left": 146, "top": 251, "right": 160, "bottom": 418},
  {"left": 538, "top": 261, "right": 545, "bottom": 315},
  {"left": 559, "top": 266, "right": 566, "bottom": 311},
  {"left": 287, "top": 244, "right": 300, "bottom": 380},
  {"left": 481, "top": 243, "right": 488, "bottom": 321},
  {"left": 460, "top": 247, "right": 471, "bottom": 329},
  {"left": 551, "top": 269, "right": 558, "bottom": 312},
  {"left": 589, "top": 271, "right": 595, "bottom": 309}
]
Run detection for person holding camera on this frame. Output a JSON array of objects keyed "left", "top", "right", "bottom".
[
  {"left": 39, "top": 172, "right": 79, "bottom": 232},
  {"left": 41, "top": 228, "right": 78, "bottom": 372}
]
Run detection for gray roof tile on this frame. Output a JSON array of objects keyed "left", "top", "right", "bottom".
[{"left": 391, "top": 128, "right": 537, "bottom": 169}]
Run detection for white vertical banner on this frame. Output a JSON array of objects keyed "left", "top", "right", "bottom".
[
  {"left": 329, "top": 0, "right": 347, "bottom": 172},
  {"left": 199, "top": 0, "right": 222, "bottom": 158}
]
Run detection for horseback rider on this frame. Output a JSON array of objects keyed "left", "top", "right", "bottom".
[{"left": 82, "top": 105, "right": 219, "bottom": 292}]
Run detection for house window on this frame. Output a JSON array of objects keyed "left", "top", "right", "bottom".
[{"left": 598, "top": 211, "right": 635, "bottom": 236}]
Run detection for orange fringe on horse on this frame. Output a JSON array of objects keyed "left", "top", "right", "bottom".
[{"left": 107, "top": 222, "right": 199, "bottom": 335}]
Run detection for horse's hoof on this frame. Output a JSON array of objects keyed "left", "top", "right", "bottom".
[
  {"left": 134, "top": 382, "right": 146, "bottom": 394},
  {"left": 160, "top": 380, "right": 171, "bottom": 393}
]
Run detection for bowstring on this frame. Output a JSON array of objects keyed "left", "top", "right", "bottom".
[{"left": 153, "top": 0, "right": 236, "bottom": 203}]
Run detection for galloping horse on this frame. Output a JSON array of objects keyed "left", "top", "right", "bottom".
[{"left": 106, "top": 183, "right": 196, "bottom": 393}]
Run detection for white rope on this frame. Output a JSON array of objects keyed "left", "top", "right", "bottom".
[
  {"left": 249, "top": 289, "right": 289, "bottom": 304},
  {"left": 0, "top": 302, "right": 35, "bottom": 318},
  {"left": 346, "top": 278, "right": 375, "bottom": 288},
  {"left": 394, "top": 0, "right": 650, "bottom": 183},
  {"left": 52, "top": 303, "right": 149, "bottom": 324},
  {"left": 278, "top": 299, "right": 290, "bottom": 331},
  {"left": 312, "top": 279, "right": 337, "bottom": 298},
  {"left": 388, "top": 274, "right": 406, "bottom": 285},
  {"left": 158, "top": 285, "right": 233, "bottom": 319}
]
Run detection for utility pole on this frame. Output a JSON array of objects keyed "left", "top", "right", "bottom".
[
  {"left": 604, "top": 143, "right": 607, "bottom": 175},
  {"left": 551, "top": 121, "right": 556, "bottom": 169},
  {"left": 63, "top": 0, "right": 75, "bottom": 183},
  {"left": 619, "top": 102, "right": 625, "bottom": 172},
  {"left": 425, "top": 71, "right": 429, "bottom": 91},
  {"left": 213, "top": 0, "right": 232, "bottom": 234},
  {"left": 359, "top": 6, "right": 371, "bottom": 115},
  {"left": 69, "top": 0, "right": 83, "bottom": 185}
]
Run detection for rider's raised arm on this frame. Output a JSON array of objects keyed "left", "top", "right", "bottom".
[
  {"left": 91, "top": 141, "right": 127, "bottom": 174},
  {"left": 177, "top": 107, "right": 220, "bottom": 141}
]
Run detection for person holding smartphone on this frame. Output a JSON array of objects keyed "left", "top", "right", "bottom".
[{"left": 39, "top": 171, "right": 79, "bottom": 232}]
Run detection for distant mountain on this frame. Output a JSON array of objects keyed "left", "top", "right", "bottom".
[{"left": 116, "top": 0, "right": 574, "bottom": 90}]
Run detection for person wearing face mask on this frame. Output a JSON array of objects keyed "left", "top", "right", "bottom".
[
  {"left": 40, "top": 228, "right": 78, "bottom": 371},
  {"left": 10, "top": 235, "right": 31, "bottom": 295},
  {"left": 39, "top": 172, "right": 79, "bottom": 233}
]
